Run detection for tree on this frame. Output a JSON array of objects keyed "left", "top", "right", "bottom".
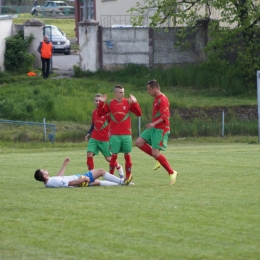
[{"left": 129, "top": 0, "right": 260, "bottom": 88}]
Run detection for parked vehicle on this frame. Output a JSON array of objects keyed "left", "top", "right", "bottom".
[
  {"left": 31, "top": 1, "right": 74, "bottom": 16},
  {"left": 44, "top": 25, "right": 71, "bottom": 55}
]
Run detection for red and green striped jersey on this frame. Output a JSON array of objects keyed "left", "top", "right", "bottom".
[
  {"left": 91, "top": 109, "right": 110, "bottom": 141},
  {"left": 152, "top": 93, "right": 170, "bottom": 133},
  {"left": 98, "top": 98, "right": 142, "bottom": 135}
]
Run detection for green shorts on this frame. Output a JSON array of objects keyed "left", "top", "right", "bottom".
[
  {"left": 87, "top": 138, "right": 111, "bottom": 157},
  {"left": 140, "top": 128, "right": 169, "bottom": 151},
  {"left": 109, "top": 135, "right": 132, "bottom": 154}
]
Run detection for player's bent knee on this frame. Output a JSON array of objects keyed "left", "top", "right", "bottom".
[
  {"left": 105, "top": 157, "right": 111, "bottom": 162},
  {"left": 135, "top": 137, "right": 144, "bottom": 147},
  {"left": 96, "top": 168, "right": 106, "bottom": 175}
]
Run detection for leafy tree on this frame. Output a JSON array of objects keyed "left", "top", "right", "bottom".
[{"left": 129, "top": 0, "right": 260, "bottom": 88}]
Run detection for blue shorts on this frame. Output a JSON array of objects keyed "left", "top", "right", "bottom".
[{"left": 76, "top": 171, "right": 95, "bottom": 183}]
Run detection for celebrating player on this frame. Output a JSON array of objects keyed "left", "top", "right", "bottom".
[
  {"left": 85, "top": 93, "right": 124, "bottom": 179},
  {"left": 135, "top": 79, "right": 178, "bottom": 185},
  {"left": 97, "top": 85, "right": 142, "bottom": 182},
  {"left": 34, "top": 158, "right": 133, "bottom": 188}
]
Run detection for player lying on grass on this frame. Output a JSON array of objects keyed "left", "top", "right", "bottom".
[{"left": 34, "top": 158, "right": 133, "bottom": 188}]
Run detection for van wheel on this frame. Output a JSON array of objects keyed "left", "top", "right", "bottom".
[{"left": 64, "top": 51, "right": 71, "bottom": 55}]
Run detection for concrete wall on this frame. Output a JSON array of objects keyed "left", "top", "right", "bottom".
[
  {"left": 78, "top": 19, "right": 99, "bottom": 72},
  {"left": 0, "top": 15, "right": 13, "bottom": 71},
  {"left": 13, "top": 24, "right": 24, "bottom": 35},
  {"left": 153, "top": 28, "right": 205, "bottom": 65},
  {"left": 0, "top": 18, "right": 44, "bottom": 71},
  {"left": 1, "top": 15, "right": 207, "bottom": 73},
  {"left": 24, "top": 19, "right": 45, "bottom": 69},
  {"left": 102, "top": 27, "right": 150, "bottom": 69},
  {"left": 99, "top": 26, "right": 207, "bottom": 70}
]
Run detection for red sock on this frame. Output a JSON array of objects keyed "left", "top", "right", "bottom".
[
  {"left": 87, "top": 157, "right": 94, "bottom": 171},
  {"left": 157, "top": 154, "right": 174, "bottom": 175},
  {"left": 124, "top": 154, "right": 132, "bottom": 179},
  {"left": 109, "top": 154, "right": 117, "bottom": 175},
  {"left": 139, "top": 143, "right": 153, "bottom": 156}
]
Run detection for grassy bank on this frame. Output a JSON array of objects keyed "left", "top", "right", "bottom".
[{"left": 0, "top": 63, "right": 258, "bottom": 140}]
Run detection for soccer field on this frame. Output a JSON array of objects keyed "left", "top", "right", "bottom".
[{"left": 0, "top": 143, "right": 259, "bottom": 260}]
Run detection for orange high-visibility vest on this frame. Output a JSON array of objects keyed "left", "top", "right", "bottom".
[{"left": 41, "top": 41, "right": 53, "bottom": 58}]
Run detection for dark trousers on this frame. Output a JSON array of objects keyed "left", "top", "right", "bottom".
[{"left": 41, "top": 57, "right": 51, "bottom": 78}]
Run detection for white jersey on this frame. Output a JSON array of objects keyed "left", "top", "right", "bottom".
[{"left": 45, "top": 175, "right": 78, "bottom": 188}]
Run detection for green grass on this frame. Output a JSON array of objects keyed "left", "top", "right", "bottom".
[
  {"left": 13, "top": 14, "right": 76, "bottom": 39},
  {"left": 0, "top": 142, "right": 259, "bottom": 259},
  {"left": 0, "top": 77, "right": 256, "bottom": 121},
  {"left": 0, "top": 73, "right": 257, "bottom": 138}
]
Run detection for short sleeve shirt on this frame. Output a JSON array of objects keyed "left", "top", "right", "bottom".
[
  {"left": 91, "top": 109, "right": 110, "bottom": 141},
  {"left": 152, "top": 93, "right": 170, "bottom": 133},
  {"left": 45, "top": 175, "right": 78, "bottom": 188}
]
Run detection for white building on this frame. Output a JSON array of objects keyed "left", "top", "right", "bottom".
[{"left": 0, "top": 15, "right": 13, "bottom": 71}]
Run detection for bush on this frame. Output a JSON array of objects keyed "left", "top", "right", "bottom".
[{"left": 4, "top": 31, "right": 35, "bottom": 74}]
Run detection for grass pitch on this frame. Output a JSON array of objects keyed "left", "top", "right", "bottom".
[{"left": 0, "top": 142, "right": 259, "bottom": 259}]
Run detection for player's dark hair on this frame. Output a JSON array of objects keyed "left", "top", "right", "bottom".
[
  {"left": 147, "top": 79, "right": 160, "bottom": 90},
  {"left": 114, "top": 85, "right": 123, "bottom": 90},
  {"left": 34, "top": 169, "right": 45, "bottom": 182}
]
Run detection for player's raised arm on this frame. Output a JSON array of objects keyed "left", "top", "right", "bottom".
[
  {"left": 56, "top": 158, "right": 70, "bottom": 176},
  {"left": 97, "top": 94, "right": 110, "bottom": 116},
  {"left": 129, "top": 94, "right": 142, "bottom": 117},
  {"left": 100, "top": 94, "right": 108, "bottom": 102},
  {"left": 129, "top": 94, "right": 137, "bottom": 103}
]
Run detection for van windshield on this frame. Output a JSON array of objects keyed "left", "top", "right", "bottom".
[{"left": 44, "top": 27, "right": 63, "bottom": 36}]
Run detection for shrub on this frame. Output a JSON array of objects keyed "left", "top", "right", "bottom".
[{"left": 4, "top": 31, "right": 35, "bottom": 74}]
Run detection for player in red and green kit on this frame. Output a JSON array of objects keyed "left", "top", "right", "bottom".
[
  {"left": 97, "top": 85, "right": 142, "bottom": 183},
  {"left": 135, "top": 80, "right": 178, "bottom": 185},
  {"left": 85, "top": 94, "right": 124, "bottom": 179}
]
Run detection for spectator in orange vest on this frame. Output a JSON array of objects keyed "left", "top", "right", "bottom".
[{"left": 38, "top": 35, "right": 53, "bottom": 79}]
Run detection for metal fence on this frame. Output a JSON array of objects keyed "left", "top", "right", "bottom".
[
  {"left": 0, "top": 119, "right": 56, "bottom": 143},
  {"left": 100, "top": 15, "right": 149, "bottom": 28},
  {"left": 1, "top": 5, "right": 32, "bottom": 14},
  {"left": 99, "top": 15, "right": 180, "bottom": 28}
]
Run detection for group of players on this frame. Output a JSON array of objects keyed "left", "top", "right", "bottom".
[{"left": 34, "top": 79, "right": 178, "bottom": 188}]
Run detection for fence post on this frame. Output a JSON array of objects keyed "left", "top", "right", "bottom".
[
  {"left": 222, "top": 111, "right": 225, "bottom": 137},
  {"left": 257, "top": 71, "right": 260, "bottom": 143},
  {"left": 43, "top": 118, "right": 46, "bottom": 141},
  {"left": 138, "top": 117, "right": 141, "bottom": 136}
]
